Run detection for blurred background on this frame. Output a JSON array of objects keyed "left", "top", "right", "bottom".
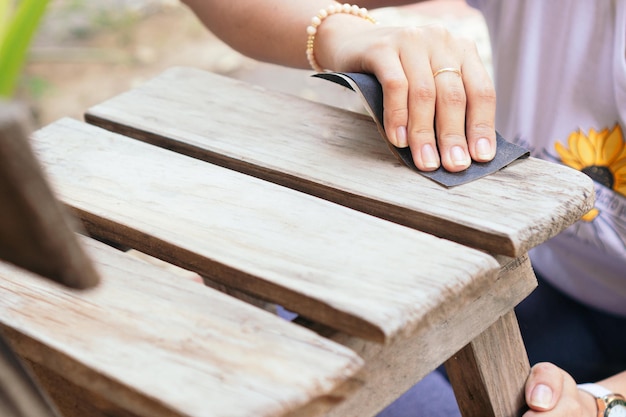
[{"left": 19, "top": 0, "right": 491, "bottom": 127}]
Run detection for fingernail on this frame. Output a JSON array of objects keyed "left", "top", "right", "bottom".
[
  {"left": 530, "top": 384, "right": 553, "bottom": 409},
  {"left": 421, "top": 144, "right": 439, "bottom": 169},
  {"left": 395, "top": 126, "right": 408, "bottom": 148},
  {"left": 476, "top": 137, "right": 494, "bottom": 159},
  {"left": 451, "top": 145, "right": 469, "bottom": 167}
]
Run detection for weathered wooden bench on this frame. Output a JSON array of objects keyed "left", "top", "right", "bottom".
[
  {"left": 1, "top": 102, "right": 100, "bottom": 417},
  {"left": 0, "top": 67, "right": 594, "bottom": 417}
]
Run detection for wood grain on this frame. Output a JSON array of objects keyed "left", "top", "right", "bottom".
[
  {"left": 0, "top": 101, "right": 99, "bottom": 289},
  {"left": 85, "top": 67, "right": 595, "bottom": 257},
  {"left": 445, "top": 310, "right": 531, "bottom": 417},
  {"left": 0, "top": 236, "right": 363, "bottom": 417},
  {"left": 30, "top": 118, "right": 501, "bottom": 343}
]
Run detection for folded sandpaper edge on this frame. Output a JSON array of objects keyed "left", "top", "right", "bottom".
[{"left": 313, "top": 72, "right": 530, "bottom": 187}]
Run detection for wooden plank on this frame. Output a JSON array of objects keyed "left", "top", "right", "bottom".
[
  {"left": 0, "top": 236, "right": 364, "bottom": 417},
  {"left": 445, "top": 309, "right": 530, "bottom": 417},
  {"left": 30, "top": 118, "right": 501, "bottom": 343},
  {"left": 0, "top": 101, "right": 99, "bottom": 289},
  {"left": 18, "top": 359, "right": 145, "bottom": 417},
  {"left": 322, "top": 255, "right": 536, "bottom": 417},
  {"left": 84, "top": 67, "right": 595, "bottom": 257},
  {"left": 0, "top": 335, "right": 61, "bottom": 417}
]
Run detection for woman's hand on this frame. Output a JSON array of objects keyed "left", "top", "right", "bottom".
[
  {"left": 315, "top": 19, "right": 497, "bottom": 172},
  {"left": 523, "top": 362, "right": 597, "bottom": 417},
  {"left": 184, "top": 0, "right": 496, "bottom": 172}
]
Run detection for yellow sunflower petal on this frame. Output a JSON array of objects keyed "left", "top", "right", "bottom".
[
  {"left": 612, "top": 158, "right": 626, "bottom": 196},
  {"left": 588, "top": 128, "right": 605, "bottom": 161},
  {"left": 555, "top": 141, "right": 583, "bottom": 170},
  {"left": 581, "top": 208, "right": 600, "bottom": 222},
  {"left": 566, "top": 130, "right": 590, "bottom": 166},
  {"left": 612, "top": 156, "right": 626, "bottom": 172},
  {"left": 567, "top": 130, "right": 582, "bottom": 153},
  {"left": 600, "top": 124, "right": 625, "bottom": 165},
  {"left": 577, "top": 130, "right": 599, "bottom": 166}
]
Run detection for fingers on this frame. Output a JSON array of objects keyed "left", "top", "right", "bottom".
[
  {"left": 371, "top": 48, "right": 411, "bottom": 149},
  {"left": 367, "top": 27, "right": 442, "bottom": 171},
  {"left": 522, "top": 362, "right": 593, "bottom": 417},
  {"left": 432, "top": 64, "right": 471, "bottom": 171},
  {"left": 462, "top": 43, "right": 497, "bottom": 163},
  {"left": 368, "top": 28, "right": 440, "bottom": 171},
  {"left": 401, "top": 30, "right": 440, "bottom": 171},
  {"left": 428, "top": 31, "right": 496, "bottom": 172},
  {"left": 356, "top": 26, "right": 496, "bottom": 172},
  {"left": 525, "top": 363, "right": 564, "bottom": 411}
]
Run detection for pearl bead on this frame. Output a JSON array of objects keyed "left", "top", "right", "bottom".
[{"left": 306, "top": 3, "right": 377, "bottom": 72}]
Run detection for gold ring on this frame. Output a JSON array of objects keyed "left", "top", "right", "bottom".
[{"left": 433, "top": 67, "right": 462, "bottom": 78}]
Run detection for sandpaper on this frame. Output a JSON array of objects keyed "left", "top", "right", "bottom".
[{"left": 314, "top": 72, "right": 529, "bottom": 187}]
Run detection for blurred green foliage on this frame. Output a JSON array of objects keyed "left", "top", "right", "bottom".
[{"left": 0, "top": 0, "right": 49, "bottom": 98}]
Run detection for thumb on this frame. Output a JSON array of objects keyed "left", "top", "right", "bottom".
[{"left": 525, "top": 363, "right": 565, "bottom": 411}]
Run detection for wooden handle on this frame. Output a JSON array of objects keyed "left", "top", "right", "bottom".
[{"left": 0, "top": 101, "right": 99, "bottom": 289}]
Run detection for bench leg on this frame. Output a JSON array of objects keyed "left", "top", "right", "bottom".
[
  {"left": 323, "top": 256, "right": 536, "bottom": 417},
  {"left": 445, "top": 309, "right": 530, "bottom": 417}
]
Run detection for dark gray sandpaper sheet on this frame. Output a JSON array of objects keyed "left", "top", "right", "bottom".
[{"left": 314, "top": 72, "right": 529, "bottom": 187}]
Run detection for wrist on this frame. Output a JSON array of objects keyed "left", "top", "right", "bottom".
[
  {"left": 578, "top": 383, "right": 626, "bottom": 417},
  {"left": 578, "top": 388, "right": 602, "bottom": 417},
  {"left": 306, "top": 4, "right": 377, "bottom": 72}
]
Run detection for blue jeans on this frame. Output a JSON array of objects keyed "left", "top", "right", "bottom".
[{"left": 377, "top": 274, "right": 626, "bottom": 417}]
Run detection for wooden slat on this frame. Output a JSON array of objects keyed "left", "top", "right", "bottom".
[
  {"left": 84, "top": 67, "right": 595, "bottom": 257},
  {"left": 30, "top": 118, "right": 500, "bottom": 343},
  {"left": 18, "top": 359, "right": 145, "bottom": 417},
  {"left": 0, "top": 236, "right": 363, "bottom": 417},
  {"left": 0, "top": 101, "right": 99, "bottom": 289},
  {"left": 323, "top": 255, "right": 536, "bottom": 417},
  {"left": 0, "top": 334, "right": 61, "bottom": 417}
]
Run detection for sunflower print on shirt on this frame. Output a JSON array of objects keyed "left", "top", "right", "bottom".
[{"left": 554, "top": 123, "right": 626, "bottom": 254}]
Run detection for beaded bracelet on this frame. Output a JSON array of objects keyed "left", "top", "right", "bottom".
[{"left": 306, "top": 3, "right": 377, "bottom": 72}]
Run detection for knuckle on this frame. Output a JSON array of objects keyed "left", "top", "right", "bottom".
[
  {"left": 380, "top": 75, "right": 408, "bottom": 95},
  {"left": 411, "top": 83, "right": 436, "bottom": 102},
  {"left": 424, "top": 24, "right": 450, "bottom": 40},
  {"left": 410, "top": 127, "right": 435, "bottom": 139},
  {"left": 397, "top": 25, "right": 422, "bottom": 39},
  {"left": 457, "top": 35, "right": 478, "bottom": 50},
  {"left": 396, "top": 25, "right": 428, "bottom": 41},
  {"left": 468, "top": 121, "right": 495, "bottom": 135},
  {"left": 439, "top": 86, "right": 467, "bottom": 107},
  {"left": 450, "top": 34, "right": 480, "bottom": 56},
  {"left": 531, "top": 362, "right": 557, "bottom": 377},
  {"left": 387, "top": 106, "right": 408, "bottom": 121},
  {"left": 467, "top": 120, "right": 495, "bottom": 133},
  {"left": 437, "top": 132, "right": 466, "bottom": 145},
  {"left": 473, "top": 83, "right": 497, "bottom": 104},
  {"left": 471, "top": 121, "right": 494, "bottom": 130},
  {"left": 395, "top": 24, "right": 451, "bottom": 44}
]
